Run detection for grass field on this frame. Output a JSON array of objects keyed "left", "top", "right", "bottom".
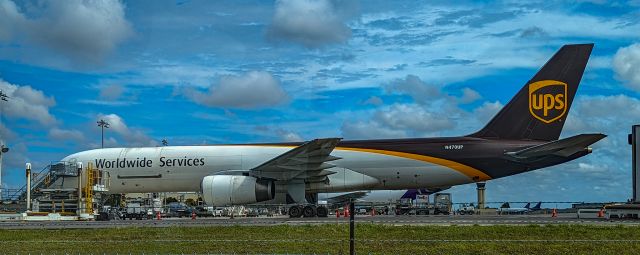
[{"left": 1, "top": 224, "right": 640, "bottom": 254}]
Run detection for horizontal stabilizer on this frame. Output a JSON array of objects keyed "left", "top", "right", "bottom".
[
  {"left": 505, "top": 133, "right": 606, "bottom": 161},
  {"left": 401, "top": 187, "right": 450, "bottom": 199}
]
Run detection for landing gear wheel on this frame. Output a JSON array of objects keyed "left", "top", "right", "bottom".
[
  {"left": 316, "top": 206, "right": 328, "bottom": 217},
  {"left": 289, "top": 205, "right": 303, "bottom": 218},
  {"left": 303, "top": 205, "right": 317, "bottom": 218}
]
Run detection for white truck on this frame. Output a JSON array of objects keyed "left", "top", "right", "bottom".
[
  {"left": 457, "top": 203, "right": 476, "bottom": 215},
  {"left": 395, "top": 193, "right": 452, "bottom": 215}
]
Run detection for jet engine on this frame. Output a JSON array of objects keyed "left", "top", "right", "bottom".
[{"left": 201, "top": 175, "right": 275, "bottom": 206}]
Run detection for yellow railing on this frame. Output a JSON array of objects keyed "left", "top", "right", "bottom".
[{"left": 84, "top": 163, "right": 95, "bottom": 214}]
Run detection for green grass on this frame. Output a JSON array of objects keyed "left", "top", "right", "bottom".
[{"left": 1, "top": 224, "right": 640, "bottom": 254}]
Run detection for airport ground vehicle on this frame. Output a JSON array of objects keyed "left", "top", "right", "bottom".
[
  {"left": 213, "top": 208, "right": 224, "bottom": 217},
  {"left": 166, "top": 202, "right": 193, "bottom": 218},
  {"left": 194, "top": 206, "right": 214, "bottom": 217},
  {"left": 457, "top": 203, "right": 476, "bottom": 215},
  {"left": 122, "top": 202, "right": 151, "bottom": 220},
  {"left": 395, "top": 193, "right": 452, "bottom": 215}
]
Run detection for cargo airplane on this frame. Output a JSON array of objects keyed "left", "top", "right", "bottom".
[{"left": 61, "top": 44, "right": 604, "bottom": 217}]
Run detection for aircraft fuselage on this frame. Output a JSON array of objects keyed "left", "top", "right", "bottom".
[{"left": 61, "top": 137, "right": 575, "bottom": 194}]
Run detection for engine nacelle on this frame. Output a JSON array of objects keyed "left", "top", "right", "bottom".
[{"left": 201, "top": 175, "right": 275, "bottom": 206}]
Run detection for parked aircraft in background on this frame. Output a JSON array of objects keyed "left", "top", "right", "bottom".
[
  {"left": 497, "top": 202, "right": 533, "bottom": 214},
  {"left": 530, "top": 202, "right": 542, "bottom": 211}
]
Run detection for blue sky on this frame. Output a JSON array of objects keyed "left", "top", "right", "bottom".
[{"left": 1, "top": 0, "right": 640, "bottom": 205}]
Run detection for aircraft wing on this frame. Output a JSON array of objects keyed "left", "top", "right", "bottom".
[
  {"left": 505, "top": 133, "right": 606, "bottom": 161},
  {"left": 250, "top": 138, "right": 342, "bottom": 181},
  {"left": 326, "top": 191, "right": 369, "bottom": 205}
]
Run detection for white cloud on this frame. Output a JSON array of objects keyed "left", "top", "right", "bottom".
[
  {"left": 384, "top": 75, "right": 441, "bottom": 104},
  {"left": 341, "top": 98, "right": 494, "bottom": 140},
  {"left": 99, "top": 84, "right": 125, "bottom": 101},
  {"left": 373, "top": 104, "right": 455, "bottom": 133},
  {"left": 267, "top": 0, "right": 352, "bottom": 47},
  {"left": 184, "top": 71, "right": 289, "bottom": 109},
  {"left": 0, "top": 78, "right": 56, "bottom": 125},
  {"left": 363, "top": 96, "right": 383, "bottom": 105},
  {"left": 97, "top": 113, "right": 158, "bottom": 147},
  {"left": 472, "top": 101, "right": 503, "bottom": 124},
  {"left": 252, "top": 126, "right": 304, "bottom": 142},
  {"left": 79, "top": 99, "right": 137, "bottom": 106},
  {"left": 613, "top": 43, "right": 640, "bottom": 91},
  {"left": 48, "top": 128, "right": 85, "bottom": 143},
  {"left": 276, "top": 129, "right": 303, "bottom": 142},
  {"left": 460, "top": 87, "right": 481, "bottom": 103},
  {"left": 0, "top": 122, "right": 15, "bottom": 140},
  {"left": 0, "top": 0, "right": 133, "bottom": 64},
  {"left": 564, "top": 94, "right": 640, "bottom": 136},
  {"left": 295, "top": 4, "right": 638, "bottom": 92},
  {"left": 341, "top": 120, "right": 407, "bottom": 139},
  {"left": 0, "top": 0, "right": 23, "bottom": 41},
  {"left": 342, "top": 75, "right": 496, "bottom": 139},
  {"left": 81, "top": 84, "right": 133, "bottom": 106}
]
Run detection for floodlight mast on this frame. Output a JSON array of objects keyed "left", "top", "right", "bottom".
[
  {"left": 0, "top": 90, "right": 9, "bottom": 200},
  {"left": 97, "top": 119, "right": 110, "bottom": 149}
]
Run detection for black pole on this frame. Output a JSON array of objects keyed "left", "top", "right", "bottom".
[
  {"left": 632, "top": 125, "right": 640, "bottom": 203},
  {"left": 101, "top": 126, "right": 104, "bottom": 148},
  {"left": 349, "top": 200, "right": 355, "bottom": 255},
  {"left": 97, "top": 119, "right": 109, "bottom": 149}
]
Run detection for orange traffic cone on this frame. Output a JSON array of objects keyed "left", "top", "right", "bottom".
[
  {"left": 598, "top": 208, "right": 605, "bottom": 218},
  {"left": 156, "top": 211, "right": 161, "bottom": 220},
  {"left": 336, "top": 209, "right": 340, "bottom": 218},
  {"left": 191, "top": 211, "right": 196, "bottom": 220},
  {"left": 344, "top": 208, "right": 350, "bottom": 218},
  {"left": 551, "top": 208, "right": 557, "bottom": 218}
]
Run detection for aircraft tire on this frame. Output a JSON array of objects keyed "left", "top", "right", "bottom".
[
  {"left": 302, "top": 205, "right": 317, "bottom": 217},
  {"left": 289, "top": 205, "right": 303, "bottom": 218},
  {"left": 316, "top": 206, "right": 328, "bottom": 217}
]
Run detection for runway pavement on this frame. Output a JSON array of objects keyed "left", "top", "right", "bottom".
[{"left": 1, "top": 214, "right": 638, "bottom": 229}]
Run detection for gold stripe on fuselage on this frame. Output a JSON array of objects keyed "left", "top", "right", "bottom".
[{"left": 335, "top": 147, "right": 491, "bottom": 182}]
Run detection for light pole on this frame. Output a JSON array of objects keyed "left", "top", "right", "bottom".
[
  {"left": 97, "top": 119, "right": 110, "bottom": 148},
  {"left": 0, "top": 90, "right": 9, "bottom": 200}
]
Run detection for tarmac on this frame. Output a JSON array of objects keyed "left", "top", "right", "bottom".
[{"left": 0, "top": 213, "right": 638, "bottom": 229}]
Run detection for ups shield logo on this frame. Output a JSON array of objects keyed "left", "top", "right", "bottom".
[{"left": 528, "top": 80, "right": 567, "bottom": 124}]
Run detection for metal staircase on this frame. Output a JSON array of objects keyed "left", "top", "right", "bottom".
[
  {"left": 15, "top": 162, "right": 79, "bottom": 201},
  {"left": 2, "top": 164, "right": 54, "bottom": 201},
  {"left": 2, "top": 161, "right": 110, "bottom": 214}
]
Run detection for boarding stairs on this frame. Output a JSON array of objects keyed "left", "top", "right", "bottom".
[
  {"left": 18, "top": 162, "right": 79, "bottom": 201},
  {"left": 1, "top": 161, "right": 109, "bottom": 213}
]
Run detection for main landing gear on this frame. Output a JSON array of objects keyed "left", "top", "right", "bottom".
[{"left": 288, "top": 204, "right": 328, "bottom": 218}]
